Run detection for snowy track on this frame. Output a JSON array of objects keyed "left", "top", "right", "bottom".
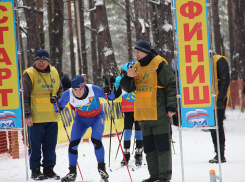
[{"left": 1, "top": 108, "right": 245, "bottom": 182}]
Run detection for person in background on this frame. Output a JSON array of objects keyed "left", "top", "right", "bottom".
[
  {"left": 209, "top": 54, "right": 230, "bottom": 163},
  {"left": 110, "top": 75, "right": 116, "bottom": 90},
  {"left": 120, "top": 41, "right": 176, "bottom": 182},
  {"left": 113, "top": 61, "right": 143, "bottom": 167},
  {"left": 61, "top": 72, "right": 71, "bottom": 91},
  {"left": 59, "top": 75, "right": 115, "bottom": 182},
  {"left": 23, "top": 49, "right": 63, "bottom": 180}
]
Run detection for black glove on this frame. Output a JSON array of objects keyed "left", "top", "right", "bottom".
[
  {"left": 217, "top": 99, "right": 225, "bottom": 109},
  {"left": 102, "top": 85, "right": 111, "bottom": 95},
  {"left": 50, "top": 95, "right": 58, "bottom": 104}
]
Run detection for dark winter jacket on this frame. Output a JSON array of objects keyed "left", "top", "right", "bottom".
[
  {"left": 217, "top": 57, "right": 230, "bottom": 100},
  {"left": 120, "top": 53, "right": 176, "bottom": 119}
]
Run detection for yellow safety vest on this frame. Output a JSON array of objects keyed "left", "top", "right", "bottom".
[
  {"left": 213, "top": 54, "right": 230, "bottom": 107},
  {"left": 23, "top": 66, "right": 60, "bottom": 123},
  {"left": 133, "top": 55, "right": 168, "bottom": 121}
]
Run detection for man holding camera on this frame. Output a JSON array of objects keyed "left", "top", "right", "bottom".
[{"left": 23, "top": 49, "right": 63, "bottom": 180}]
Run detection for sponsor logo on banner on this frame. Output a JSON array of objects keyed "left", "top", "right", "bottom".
[
  {"left": 186, "top": 109, "right": 209, "bottom": 127},
  {"left": 0, "top": 111, "right": 17, "bottom": 128}
]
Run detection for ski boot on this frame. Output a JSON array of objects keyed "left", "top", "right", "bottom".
[
  {"left": 43, "top": 165, "right": 60, "bottom": 180},
  {"left": 61, "top": 165, "right": 77, "bottom": 182},
  {"left": 120, "top": 150, "right": 130, "bottom": 166},
  {"left": 135, "top": 148, "right": 143, "bottom": 166},
  {"left": 31, "top": 166, "right": 45, "bottom": 180},
  {"left": 98, "top": 162, "right": 109, "bottom": 182}
]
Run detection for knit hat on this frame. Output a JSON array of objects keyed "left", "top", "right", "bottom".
[
  {"left": 134, "top": 41, "right": 151, "bottom": 54},
  {"left": 34, "top": 49, "right": 50, "bottom": 61},
  {"left": 71, "top": 75, "right": 85, "bottom": 88}
]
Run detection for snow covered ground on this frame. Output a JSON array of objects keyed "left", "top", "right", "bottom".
[{"left": 1, "top": 108, "right": 245, "bottom": 182}]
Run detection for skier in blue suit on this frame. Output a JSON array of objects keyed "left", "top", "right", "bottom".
[{"left": 59, "top": 75, "right": 115, "bottom": 182}]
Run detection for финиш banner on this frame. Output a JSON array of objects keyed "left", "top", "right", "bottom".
[{"left": 174, "top": 0, "right": 215, "bottom": 127}]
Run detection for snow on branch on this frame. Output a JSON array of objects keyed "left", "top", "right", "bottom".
[
  {"left": 139, "top": 19, "right": 149, "bottom": 33},
  {"left": 139, "top": 19, "right": 145, "bottom": 33},
  {"left": 88, "top": 6, "right": 96, "bottom": 12},
  {"left": 103, "top": 47, "right": 113, "bottom": 57},
  {"left": 162, "top": 22, "right": 172, "bottom": 32},
  {"left": 98, "top": 24, "right": 105, "bottom": 33},
  {"left": 148, "top": 0, "right": 160, "bottom": 5},
  {"left": 95, "top": 0, "right": 104, "bottom": 6}
]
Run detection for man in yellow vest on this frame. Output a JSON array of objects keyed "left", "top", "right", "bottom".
[
  {"left": 23, "top": 49, "right": 63, "bottom": 180},
  {"left": 121, "top": 41, "right": 176, "bottom": 182},
  {"left": 209, "top": 54, "right": 230, "bottom": 163}
]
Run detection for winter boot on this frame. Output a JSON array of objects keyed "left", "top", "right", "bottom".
[
  {"left": 61, "top": 165, "right": 77, "bottom": 182},
  {"left": 120, "top": 150, "right": 130, "bottom": 166},
  {"left": 31, "top": 166, "right": 45, "bottom": 180},
  {"left": 209, "top": 143, "right": 226, "bottom": 163},
  {"left": 135, "top": 148, "right": 143, "bottom": 166},
  {"left": 209, "top": 154, "right": 226, "bottom": 163},
  {"left": 43, "top": 166, "right": 60, "bottom": 180},
  {"left": 142, "top": 177, "right": 160, "bottom": 182},
  {"left": 98, "top": 162, "right": 109, "bottom": 182},
  {"left": 158, "top": 179, "right": 171, "bottom": 182}
]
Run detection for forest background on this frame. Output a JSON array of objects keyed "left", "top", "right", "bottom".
[{"left": 16, "top": 0, "right": 245, "bottom": 91}]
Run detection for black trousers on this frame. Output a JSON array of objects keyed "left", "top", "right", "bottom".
[{"left": 210, "top": 108, "right": 225, "bottom": 154}]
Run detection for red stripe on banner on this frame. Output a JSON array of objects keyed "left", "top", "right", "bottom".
[{"left": 5, "top": 115, "right": 17, "bottom": 118}]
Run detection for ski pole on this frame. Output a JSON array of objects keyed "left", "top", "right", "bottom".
[
  {"left": 132, "top": 135, "right": 136, "bottom": 155},
  {"left": 104, "top": 94, "right": 133, "bottom": 182},
  {"left": 55, "top": 103, "right": 83, "bottom": 181},
  {"left": 114, "top": 128, "right": 124, "bottom": 161},
  {"left": 171, "top": 139, "right": 176, "bottom": 154},
  {"left": 109, "top": 104, "right": 113, "bottom": 167}
]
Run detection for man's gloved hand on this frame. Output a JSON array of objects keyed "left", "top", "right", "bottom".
[
  {"left": 217, "top": 99, "right": 225, "bottom": 109},
  {"left": 102, "top": 85, "right": 111, "bottom": 95},
  {"left": 50, "top": 95, "right": 58, "bottom": 104}
]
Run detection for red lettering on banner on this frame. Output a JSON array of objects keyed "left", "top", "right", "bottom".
[
  {"left": 0, "top": 5, "right": 8, "bottom": 24},
  {"left": 0, "top": 89, "right": 13, "bottom": 106},
  {"left": 185, "top": 44, "right": 204, "bottom": 63},
  {"left": 183, "top": 86, "right": 209, "bottom": 105},
  {"left": 180, "top": 1, "right": 202, "bottom": 19},
  {"left": 184, "top": 23, "right": 202, "bottom": 41},
  {"left": 0, "top": 68, "right": 11, "bottom": 86},
  {"left": 186, "top": 65, "right": 205, "bottom": 84},
  {"left": 0, "top": 27, "right": 8, "bottom": 44},
  {"left": 0, "top": 48, "right": 11, "bottom": 65}
]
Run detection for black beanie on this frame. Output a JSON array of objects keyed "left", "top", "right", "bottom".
[
  {"left": 134, "top": 41, "right": 151, "bottom": 54},
  {"left": 34, "top": 49, "right": 50, "bottom": 61}
]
